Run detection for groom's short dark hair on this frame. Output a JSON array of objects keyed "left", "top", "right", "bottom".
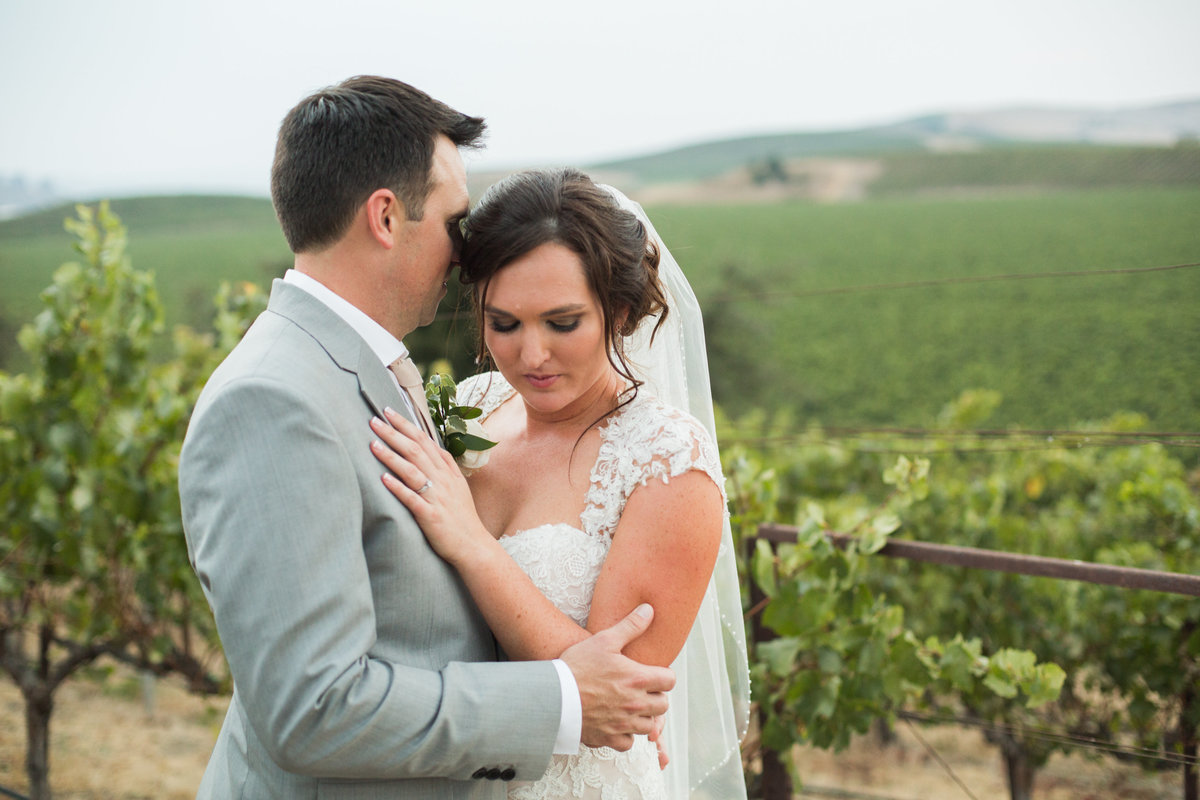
[{"left": 271, "top": 76, "right": 485, "bottom": 253}]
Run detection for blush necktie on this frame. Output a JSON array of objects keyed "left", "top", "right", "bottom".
[{"left": 387, "top": 356, "right": 437, "bottom": 441}]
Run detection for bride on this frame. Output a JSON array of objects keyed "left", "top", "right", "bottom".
[{"left": 370, "top": 168, "right": 748, "bottom": 799}]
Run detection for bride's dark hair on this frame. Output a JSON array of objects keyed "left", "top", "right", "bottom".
[{"left": 458, "top": 168, "right": 668, "bottom": 400}]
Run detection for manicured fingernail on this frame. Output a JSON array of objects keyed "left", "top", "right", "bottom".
[{"left": 635, "top": 603, "right": 653, "bottom": 619}]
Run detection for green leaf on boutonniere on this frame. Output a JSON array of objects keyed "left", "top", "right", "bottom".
[
  {"left": 422, "top": 372, "right": 499, "bottom": 473},
  {"left": 458, "top": 433, "right": 498, "bottom": 452}
]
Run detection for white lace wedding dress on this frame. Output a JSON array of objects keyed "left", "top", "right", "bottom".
[{"left": 457, "top": 372, "right": 727, "bottom": 800}]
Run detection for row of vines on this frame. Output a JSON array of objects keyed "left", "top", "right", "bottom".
[{"left": 720, "top": 396, "right": 1200, "bottom": 798}]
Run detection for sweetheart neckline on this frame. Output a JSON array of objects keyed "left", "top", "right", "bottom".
[{"left": 499, "top": 522, "right": 591, "bottom": 541}]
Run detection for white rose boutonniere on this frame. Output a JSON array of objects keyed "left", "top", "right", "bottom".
[{"left": 424, "top": 373, "right": 498, "bottom": 477}]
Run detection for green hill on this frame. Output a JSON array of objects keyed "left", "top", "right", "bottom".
[
  {"left": 591, "top": 127, "right": 926, "bottom": 182},
  {"left": 0, "top": 194, "right": 279, "bottom": 240},
  {"left": 0, "top": 195, "right": 290, "bottom": 348},
  {"left": 872, "top": 144, "right": 1200, "bottom": 194},
  {"left": 589, "top": 99, "right": 1200, "bottom": 186},
  {"left": 591, "top": 136, "right": 1200, "bottom": 195}
]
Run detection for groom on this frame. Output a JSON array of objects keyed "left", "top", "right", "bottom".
[{"left": 179, "top": 76, "right": 673, "bottom": 798}]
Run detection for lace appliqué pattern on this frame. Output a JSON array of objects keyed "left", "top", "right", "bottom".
[{"left": 457, "top": 374, "right": 726, "bottom": 800}]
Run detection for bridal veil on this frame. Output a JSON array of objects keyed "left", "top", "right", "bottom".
[{"left": 604, "top": 185, "right": 750, "bottom": 800}]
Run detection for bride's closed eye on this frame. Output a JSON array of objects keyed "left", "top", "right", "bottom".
[
  {"left": 547, "top": 317, "right": 581, "bottom": 333},
  {"left": 487, "top": 317, "right": 519, "bottom": 334},
  {"left": 486, "top": 317, "right": 582, "bottom": 334}
]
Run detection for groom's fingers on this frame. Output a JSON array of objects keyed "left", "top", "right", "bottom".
[{"left": 588, "top": 604, "right": 675, "bottom": 701}]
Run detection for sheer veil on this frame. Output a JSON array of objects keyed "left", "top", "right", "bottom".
[{"left": 603, "top": 185, "right": 750, "bottom": 799}]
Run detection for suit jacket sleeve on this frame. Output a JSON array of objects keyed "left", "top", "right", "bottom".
[{"left": 180, "top": 371, "right": 560, "bottom": 780}]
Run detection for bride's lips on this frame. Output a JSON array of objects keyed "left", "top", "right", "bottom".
[{"left": 525, "top": 373, "right": 559, "bottom": 389}]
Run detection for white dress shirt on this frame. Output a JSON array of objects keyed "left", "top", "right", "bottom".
[{"left": 283, "top": 269, "right": 582, "bottom": 754}]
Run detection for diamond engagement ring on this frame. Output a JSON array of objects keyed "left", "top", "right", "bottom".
[{"left": 416, "top": 479, "right": 433, "bottom": 495}]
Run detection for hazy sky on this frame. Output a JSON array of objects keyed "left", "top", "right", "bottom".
[{"left": 2, "top": 0, "right": 1198, "bottom": 198}]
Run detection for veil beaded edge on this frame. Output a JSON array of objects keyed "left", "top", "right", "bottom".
[{"left": 602, "top": 184, "right": 750, "bottom": 800}]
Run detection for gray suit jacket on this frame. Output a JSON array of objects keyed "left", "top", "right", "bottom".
[{"left": 180, "top": 280, "right": 560, "bottom": 799}]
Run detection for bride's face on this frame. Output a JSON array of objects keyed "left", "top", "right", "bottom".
[{"left": 482, "top": 241, "right": 616, "bottom": 419}]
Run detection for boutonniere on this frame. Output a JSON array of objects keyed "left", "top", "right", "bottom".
[{"left": 424, "top": 373, "right": 498, "bottom": 476}]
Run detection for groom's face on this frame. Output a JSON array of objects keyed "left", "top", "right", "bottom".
[{"left": 391, "top": 135, "right": 470, "bottom": 329}]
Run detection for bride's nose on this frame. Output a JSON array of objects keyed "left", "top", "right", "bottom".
[{"left": 518, "top": 330, "right": 550, "bottom": 369}]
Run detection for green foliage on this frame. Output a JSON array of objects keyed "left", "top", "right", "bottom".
[
  {"left": 424, "top": 372, "right": 497, "bottom": 459},
  {"left": 723, "top": 390, "right": 1199, "bottom": 792},
  {"left": 0, "top": 196, "right": 289, "bottom": 348},
  {"left": 724, "top": 429, "right": 1064, "bottom": 770},
  {"left": 881, "top": 394, "right": 1199, "bottom": 772},
  {"left": 0, "top": 203, "right": 264, "bottom": 795}
]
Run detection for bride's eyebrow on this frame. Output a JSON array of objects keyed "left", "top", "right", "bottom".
[
  {"left": 483, "top": 303, "right": 587, "bottom": 318},
  {"left": 539, "top": 304, "right": 586, "bottom": 318}
]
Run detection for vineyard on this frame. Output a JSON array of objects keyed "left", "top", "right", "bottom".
[
  {"left": 649, "top": 187, "right": 1200, "bottom": 433},
  {"left": 720, "top": 397, "right": 1200, "bottom": 798},
  {"left": 2, "top": 178, "right": 1199, "bottom": 436},
  {"left": 1, "top": 158, "right": 1198, "bottom": 798}
]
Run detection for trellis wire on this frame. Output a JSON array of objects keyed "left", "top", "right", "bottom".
[
  {"left": 720, "top": 431, "right": 1200, "bottom": 453},
  {"left": 901, "top": 716, "right": 980, "bottom": 800},
  {"left": 897, "top": 710, "right": 1200, "bottom": 769}
]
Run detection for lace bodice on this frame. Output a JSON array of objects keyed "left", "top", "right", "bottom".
[{"left": 457, "top": 373, "right": 727, "bottom": 800}]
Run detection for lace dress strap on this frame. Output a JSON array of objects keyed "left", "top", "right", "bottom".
[
  {"left": 455, "top": 371, "right": 515, "bottom": 419},
  {"left": 581, "top": 393, "right": 726, "bottom": 541}
]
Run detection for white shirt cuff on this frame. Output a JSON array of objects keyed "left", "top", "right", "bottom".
[{"left": 551, "top": 658, "right": 582, "bottom": 754}]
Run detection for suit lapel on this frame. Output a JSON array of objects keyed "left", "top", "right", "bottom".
[
  {"left": 356, "top": 356, "right": 401, "bottom": 422},
  {"left": 265, "top": 280, "right": 421, "bottom": 428}
]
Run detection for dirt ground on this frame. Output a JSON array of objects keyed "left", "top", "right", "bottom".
[
  {"left": 0, "top": 664, "right": 227, "bottom": 800},
  {"left": 0, "top": 661, "right": 1180, "bottom": 799},
  {"left": 783, "top": 723, "right": 1176, "bottom": 799}
]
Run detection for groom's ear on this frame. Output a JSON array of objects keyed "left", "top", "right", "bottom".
[{"left": 365, "top": 189, "right": 403, "bottom": 248}]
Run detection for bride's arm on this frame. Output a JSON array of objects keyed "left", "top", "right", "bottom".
[
  {"left": 369, "top": 408, "right": 722, "bottom": 669},
  {"left": 584, "top": 470, "right": 722, "bottom": 668}
]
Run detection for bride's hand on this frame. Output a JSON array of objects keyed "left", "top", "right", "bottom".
[{"left": 370, "top": 407, "right": 492, "bottom": 565}]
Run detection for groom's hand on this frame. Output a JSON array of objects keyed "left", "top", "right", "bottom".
[{"left": 560, "top": 604, "right": 675, "bottom": 751}]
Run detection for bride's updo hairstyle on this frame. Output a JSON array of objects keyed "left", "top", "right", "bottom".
[{"left": 459, "top": 168, "right": 669, "bottom": 399}]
